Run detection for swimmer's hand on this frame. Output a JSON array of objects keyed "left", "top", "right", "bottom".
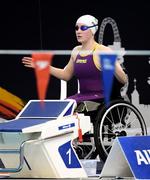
[{"left": 22, "top": 57, "right": 34, "bottom": 68}]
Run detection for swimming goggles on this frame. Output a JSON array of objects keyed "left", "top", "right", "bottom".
[{"left": 75, "top": 24, "right": 98, "bottom": 31}]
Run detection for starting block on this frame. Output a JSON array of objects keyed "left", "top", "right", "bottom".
[{"left": 0, "top": 99, "right": 91, "bottom": 178}]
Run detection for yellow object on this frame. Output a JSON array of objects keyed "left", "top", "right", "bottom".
[
  {"left": 0, "top": 87, "right": 24, "bottom": 110},
  {"left": 0, "top": 87, "right": 25, "bottom": 119}
]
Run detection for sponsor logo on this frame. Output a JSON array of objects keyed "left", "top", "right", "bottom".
[
  {"left": 35, "top": 61, "right": 49, "bottom": 70},
  {"left": 58, "top": 123, "right": 75, "bottom": 130},
  {"left": 76, "top": 59, "right": 87, "bottom": 64}
]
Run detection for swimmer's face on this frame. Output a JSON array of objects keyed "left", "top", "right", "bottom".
[{"left": 75, "top": 23, "right": 93, "bottom": 43}]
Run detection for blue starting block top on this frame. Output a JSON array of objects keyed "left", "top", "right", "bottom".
[
  {"left": 0, "top": 100, "right": 76, "bottom": 132},
  {"left": 0, "top": 118, "right": 50, "bottom": 132},
  {"left": 17, "top": 100, "right": 76, "bottom": 118}
]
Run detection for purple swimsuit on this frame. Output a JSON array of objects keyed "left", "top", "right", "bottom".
[{"left": 67, "top": 50, "right": 104, "bottom": 103}]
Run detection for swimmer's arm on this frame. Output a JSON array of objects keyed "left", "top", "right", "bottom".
[
  {"left": 94, "top": 46, "right": 128, "bottom": 84},
  {"left": 104, "top": 47, "right": 128, "bottom": 84},
  {"left": 114, "top": 61, "right": 128, "bottom": 85},
  {"left": 50, "top": 46, "right": 79, "bottom": 81},
  {"left": 22, "top": 48, "right": 78, "bottom": 81}
]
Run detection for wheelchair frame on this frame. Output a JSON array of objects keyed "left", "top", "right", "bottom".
[{"left": 74, "top": 98, "right": 147, "bottom": 162}]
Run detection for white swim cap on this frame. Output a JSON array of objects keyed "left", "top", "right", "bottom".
[{"left": 76, "top": 15, "right": 98, "bottom": 35}]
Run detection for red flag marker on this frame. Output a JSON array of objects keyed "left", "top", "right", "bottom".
[{"left": 32, "top": 53, "right": 53, "bottom": 104}]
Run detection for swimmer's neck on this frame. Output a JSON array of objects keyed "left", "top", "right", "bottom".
[{"left": 81, "top": 39, "right": 96, "bottom": 50}]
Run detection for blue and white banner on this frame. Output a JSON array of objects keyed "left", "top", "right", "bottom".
[
  {"left": 118, "top": 136, "right": 150, "bottom": 179},
  {"left": 100, "top": 136, "right": 150, "bottom": 179},
  {"left": 99, "top": 53, "right": 117, "bottom": 106}
]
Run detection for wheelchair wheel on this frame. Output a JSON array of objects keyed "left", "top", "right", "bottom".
[{"left": 94, "top": 99, "right": 147, "bottom": 162}]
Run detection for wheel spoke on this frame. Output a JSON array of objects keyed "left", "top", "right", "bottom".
[
  {"left": 105, "top": 145, "right": 112, "bottom": 152},
  {"left": 109, "top": 110, "right": 114, "bottom": 124},
  {"left": 120, "top": 106, "right": 125, "bottom": 123},
  {"left": 125, "top": 114, "right": 138, "bottom": 127},
  {"left": 116, "top": 106, "right": 121, "bottom": 123},
  {"left": 106, "top": 115, "right": 113, "bottom": 124}
]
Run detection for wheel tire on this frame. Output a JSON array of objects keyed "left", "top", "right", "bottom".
[{"left": 94, "top": 99, "right": 147, "bottom": 162}]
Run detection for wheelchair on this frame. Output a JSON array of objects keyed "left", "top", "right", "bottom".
[{"left": 72, "top": 79, "right": 147, "bottom": 162}]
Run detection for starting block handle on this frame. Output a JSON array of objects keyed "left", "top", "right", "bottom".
[
  {"left": 0, "top": 141, "right": 25, "bottom": 173},
  {"left": 0, "top": 130, "right": 74, "bottom": 173},
  {"left": 0, "top": 138, "right": 39, "bottom": 173}
]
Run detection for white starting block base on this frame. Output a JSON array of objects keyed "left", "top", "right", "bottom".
[{"left": 0, "top": 100, "right": 92, "bottom": 178}]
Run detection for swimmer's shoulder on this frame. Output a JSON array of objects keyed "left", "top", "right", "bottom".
[
  {"left": 94, "top": 42, "right": 112, "bottom": 52},
  {"left": 93, "top": 43, "right": 113, "bottom": 70},
  {"left": 71, "top": 45, "right": 82, "bottom": 60}
]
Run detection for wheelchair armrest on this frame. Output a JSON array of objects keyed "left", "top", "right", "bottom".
[{"left": 75, "top": 101, "right": 101, "bottom": 113}]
